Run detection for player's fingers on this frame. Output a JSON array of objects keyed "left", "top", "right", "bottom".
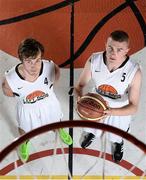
[{"left": 104, "top": 107, "right": 111, "bottom": 116}]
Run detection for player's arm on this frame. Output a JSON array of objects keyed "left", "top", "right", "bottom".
[
  {"left": 127, "top": 69, "right": 142, "bottom": 114},
  {"left": 75, "top": 57, "right": 92, "bottom": 100},
  {"left": 105, "top": 69, "right": 142, "bottom": 116},
  {"left": 2, "top": 78, "right": 14, "bottom": 97}
]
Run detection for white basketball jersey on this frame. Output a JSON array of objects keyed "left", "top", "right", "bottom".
[
  {"left": 84, "top": 52, "right": 140, "bottom": 142},
  {"left": 5, "top": 60, "right": 62, "bottom": 132},
  {"left": 90, "top": 52, "right": 139, "bottom": 108}
]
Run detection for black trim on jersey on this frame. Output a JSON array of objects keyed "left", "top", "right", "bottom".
[
  {"left": 15, "top": 61, "right": 43, "bottom": 80},
  {"left": 39, "top": 61, "right": 43, "bottom": 76},
  {"left": 13, "top": 92, "right": 20, "bottom": 97},
  {"left": 103, "top": 51, "right": 129, "bottom": 72},
  {"left": 15, "top": 63, "right": 24, "bottom": 80}
]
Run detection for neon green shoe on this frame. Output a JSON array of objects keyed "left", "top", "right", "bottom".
[
  {"left": 18, "top": 141, "right": 30, "bottom": 163},
  {"left": 59, "top": 128, "right": 73, "bottom": 145}
]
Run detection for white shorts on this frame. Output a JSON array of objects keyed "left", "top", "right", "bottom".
[
  {"left": 84, "top": 115, "right": 131, "bottom": 143},
  {"left": 16, "top": 93, "right": 63, "bottom": 132}
]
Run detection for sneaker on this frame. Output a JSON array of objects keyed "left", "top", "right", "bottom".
[
  {"left": 112, "top": 140, "right": 124, "bottom": 163},
  {"left": 18, "top": 141, "right": 30, "bottom": 163},
  {"left": 59, "top": 128, "right": 73, "bottom": 145},
  {"left": 80, "top": 132, "right": 95, "bottom": 149}
]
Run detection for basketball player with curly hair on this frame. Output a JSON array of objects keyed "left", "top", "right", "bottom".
[
  {"left": 75, "top": 30, "right": 142, "bottom": 163},
  {"left": 2, "top": 38, "right": 72, "bottom": 163}
]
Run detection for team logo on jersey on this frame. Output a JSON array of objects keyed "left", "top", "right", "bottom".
[
  {"left": 96, "top": 84, "right": 121, "bottom": 99},
  {"left": 23, "top": 90, "right": 49, "bottom": 104},
  {"left": 44, "top": 77, "right": 48, "bottom": 85}
]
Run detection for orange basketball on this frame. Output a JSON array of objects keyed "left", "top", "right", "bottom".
[
  {"left": 76, "top": 93, "right": 108, "bottom": 121},
  {"left": 0, "top": 1, "right": 145, "bottom": 67}
]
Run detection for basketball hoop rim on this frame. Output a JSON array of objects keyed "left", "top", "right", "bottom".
[{"left": 0, "top": 120, "right": 146, "bottom": 162}]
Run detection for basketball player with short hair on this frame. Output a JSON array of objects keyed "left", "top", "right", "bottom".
[
  {"left": 2, "top": 38, "right": 72, "bottom": 163},
  {"left": 75, "top": 30, "right": 142, "bottom": 163}
]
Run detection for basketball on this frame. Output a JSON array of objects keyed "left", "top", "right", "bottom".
[
  {"left": 76, "top": 93, "right": 108, "bottom": 121},
  {"left": 0, "top": 1, "right": 145, "bottom": 67}
]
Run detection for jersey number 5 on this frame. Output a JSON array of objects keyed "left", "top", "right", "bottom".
[{"left": 121, "top": 73, "right": 126, "bottom": 82}]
